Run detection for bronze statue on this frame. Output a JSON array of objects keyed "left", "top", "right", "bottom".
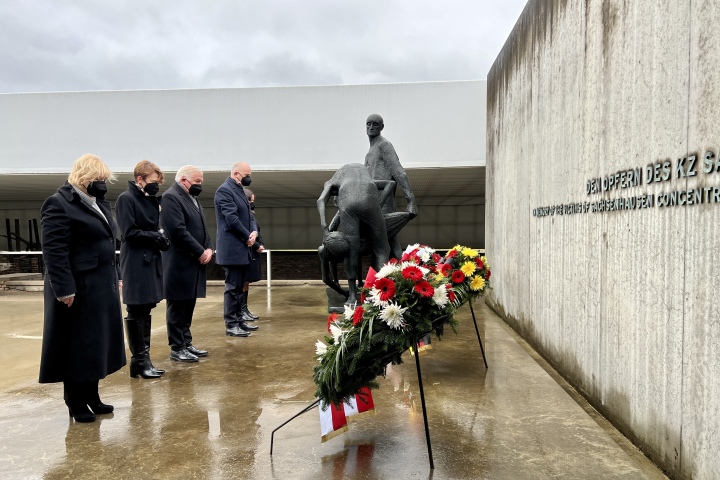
[
  {"left": 317, "top": 164, "right": 395, "bottom": 306},
  {"left": 364, "top": 113, "right": 418, "bottom": 259}
]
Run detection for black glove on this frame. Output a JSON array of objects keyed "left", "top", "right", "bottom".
[{"left": 154, "top": 231, "right": 171, "bottom": 251}]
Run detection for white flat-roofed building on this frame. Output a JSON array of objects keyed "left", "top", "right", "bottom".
[{"left": 0, "top": 81, "right": 485, "bottom": 251}]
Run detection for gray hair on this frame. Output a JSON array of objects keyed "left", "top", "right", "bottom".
[{"left": 175, "top": 165, "right": 201, "bottom": 182}]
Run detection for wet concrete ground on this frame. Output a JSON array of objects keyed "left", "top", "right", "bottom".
[{"left": 0, "top": 285, "right": 667, "bottom": 479}]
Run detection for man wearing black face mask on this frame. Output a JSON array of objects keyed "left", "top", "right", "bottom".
[
  {"left": 214, "top": 162, "right": 259, "bottom": 337},
  {"left": 161, "top": 165, "right": 213, "bottom": 362}
]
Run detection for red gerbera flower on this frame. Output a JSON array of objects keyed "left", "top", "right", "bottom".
[
  {"left": 373, "top": 277, "right": 396, "bottom": 301},
  {"left": 353, "top": 306, "right": 364, "bottom": 326},
  {"left": 451, "top": 270, "right": 465, "bottom": 284},
  {"left": 402, "top": 265, "right": 423, "bottom": 281},
  {"left": 414, "top": 281, "right": 434, "bottom": 297},
  {"left": 475, "top": 258, "right": 484, "bottom": 269},
  {"left": 439, "top": 263, "right": 452, "bottom": 275},
  {"left": 432, "top": 253, "right": 441, "bottom": 263}
]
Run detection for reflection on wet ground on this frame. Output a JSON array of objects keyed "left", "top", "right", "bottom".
[{"left": 0, "top": 286, "right": 666, "bottom": 479}]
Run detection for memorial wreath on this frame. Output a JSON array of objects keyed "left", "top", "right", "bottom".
[{"left": 313, "top": 244, "right": 491, "bottom": 406}]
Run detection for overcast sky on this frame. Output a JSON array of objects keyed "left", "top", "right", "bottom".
[{"left": 0, "top": 0, "right": 527, "bottom": 93}]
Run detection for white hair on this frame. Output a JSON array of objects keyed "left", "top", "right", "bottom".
[{"left": 175, "top": 165, "right": 201, "bottom": 182}]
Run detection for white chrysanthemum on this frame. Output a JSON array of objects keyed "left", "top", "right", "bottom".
[
  {"left": 404, "top": 243, "right": 420, "bottom": 253},
  {"left": 420, "top": 251, "right": 431, "bottom": 263},
  {"left": 379, "top": 302, "right": 408, "bottom": 330},
  {"left": 329, "top": 323, "right": 344, "bottom": 342},
  {"left": 376, "top": 263, "right": 401, "bottom": 279},
  {"left": 432, "top": 285, "right": 449, "bottom": 306},
  {"left": 315, "top": 340, "right": 327, "bottom": 356},
  {"left": 343, "top": 304, "right": 354, "bottom": 321},
  {"left": 369, "top": 287, "right": 389, "bottom": 307}
]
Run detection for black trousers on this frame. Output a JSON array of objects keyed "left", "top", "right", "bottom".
[
  {"left": 223, "top": 265, "right": 249, "bottom": 328},
  {"left": 166, "top": 299, "right": 197, "bottom": 350}
]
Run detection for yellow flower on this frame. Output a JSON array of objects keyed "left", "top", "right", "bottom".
[
  {"left": 470, "top": 275, "right": 485, "bottom": 291},
  {"left": 460, "top": 261, "right": 476, "bottom": 276},
  {"left": 461, "top": 247, "right": 478, "bottom": 257},
  {"left": 452, "top": 244, "right": 463, "bottom": 252}
]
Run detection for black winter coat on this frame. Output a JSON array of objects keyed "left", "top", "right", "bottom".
[
  {"left": 116, "top": 181, "right": 164, "bottom": 305},
  {"left": 160, "top": 182, "right": 212, "bottom": 301},
  {"left": 39, "top": 182, "right": 126, "bottom": 383},
  {"left": 247, "top": 212, "right": 264, "bottom": 282}
]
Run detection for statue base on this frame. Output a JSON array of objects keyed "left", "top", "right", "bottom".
[{"left": 326, "top": 288, "right": 347, "bottom": 314}]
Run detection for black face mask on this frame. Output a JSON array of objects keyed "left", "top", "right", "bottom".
[
  {"left": 241, "top": 176, "right": 252, "bottom": 186},
  {"left": 249, "top": 201, "right": 255, "bottom": 211},
  {"left": 87, "top": 180, "right": 107, "bottom": 199},
  {"left": 143, "top": 182, "right": 160, "bottom": 196},
  {"left": 188, "top": 184, "right": 203, "bottom": 196}
]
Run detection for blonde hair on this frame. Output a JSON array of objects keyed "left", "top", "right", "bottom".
[
  {"left": 68, "top": 154, "right": 116, "bottom": 186},
  {"left": 134, "top": 160, "right": 164, "bottom": 184}
]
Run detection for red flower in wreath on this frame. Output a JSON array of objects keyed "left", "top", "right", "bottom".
[
  {"left": 388, "top": 258, "right": 398, "bottom": 265},
  {"left": 352, "top": 306, "right": 364, "bottom": 326},
  {"left": 327, "top": 312, "right": 339, "bottom": 332},
  {"left": 374, "top": 277, "right": 396, "bottom": 301},
  {"left": 451, "top": 270, "right": 465, "bottom": 284},
  {"left": 447, "top": 249, "right": 458, "bottom": 258},
  {"left": 413, "top": 280, "right": 434, "bottom": 297},
  {"left": 432, "top": 253, "right": 441, "bottom": 263},
  {"left": 402, "top": 265, "right": 423, "bottom": 281},
  {"left": 475, "top": 257, "right": 484, "bottom": 269},
  {"left": 439, "top": 263, "right": 452, "bottom": 276},
  {"left": 485, "top": 270, "right": 491, "bottom": 280}
]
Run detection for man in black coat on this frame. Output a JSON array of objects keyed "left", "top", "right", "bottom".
[
  {"left": 214, "top": 162, "right": 260, "bottom": 337},
  {"left": 161, "top": 165, "right": 213, "bottom": 362}
]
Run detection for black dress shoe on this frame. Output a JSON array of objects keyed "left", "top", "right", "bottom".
[
  {"left": 170, "top": 348, "right": 199, "bottom": 362},
  {"left": 186, "top": 344, "right": 208, "bottom": 357},
  {"left": 226, "top": 326, "right": 250, "bottom": 337},
  {"left": 241, "top": 310, "right": 257, "bottom": 322},
  {"left": 239, "top": 321, "right": 259, "bottom": 332}
]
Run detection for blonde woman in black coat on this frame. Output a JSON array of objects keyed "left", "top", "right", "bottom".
[
  {"left": 116, "top": 160, "right": 170, "bottom": 379},
  {"left": 40, "top": 154, "right": 126, "bottom": 423}
]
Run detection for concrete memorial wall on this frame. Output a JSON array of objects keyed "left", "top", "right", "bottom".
[{"left": 486, "top": 1, "right": 719, "bottom": 478}]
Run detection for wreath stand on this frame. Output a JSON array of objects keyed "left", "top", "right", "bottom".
[{"left": 270, "top": 303, "right": 488, "bottom": 469}]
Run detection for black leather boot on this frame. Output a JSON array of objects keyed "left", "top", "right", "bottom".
[
  {"left": 83, "top": 380, "right": 114, "bottom": 415},
  {"left": 64, "top": 381, "right": 96, "bottom": 422},
  {"left": 141, "top": 315, "right": 164, "bottom": 375},
  {"left": 125, "top": 317, "right": 161, "bottom": 379},
  {"left": 241, "top": 291, "right": 258, "bottom": 321}
]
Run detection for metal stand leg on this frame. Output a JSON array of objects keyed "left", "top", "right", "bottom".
[
  {"left": 469, "top": 302, "right": 489, "bottom": 369},
  {"left": 412, "top": 341, "right": 434, "bottom": 469},
  {"left": 270, "top": 399, "right": 321, "bottom": 455}
]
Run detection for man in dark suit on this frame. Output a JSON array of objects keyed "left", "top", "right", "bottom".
[
  {"left": 214, "top": 162, "right": 260, "bottom": 337},
  {"left": 161, "top": 165, "right": 213, "bottom": 362}
]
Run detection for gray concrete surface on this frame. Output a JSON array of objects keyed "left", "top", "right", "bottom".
[
  {"left": 0, "top": 286, "right": 666, "bottom": 479},
  {"left": 486, "top": 1, "right": 720, "bottom": 478}
]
